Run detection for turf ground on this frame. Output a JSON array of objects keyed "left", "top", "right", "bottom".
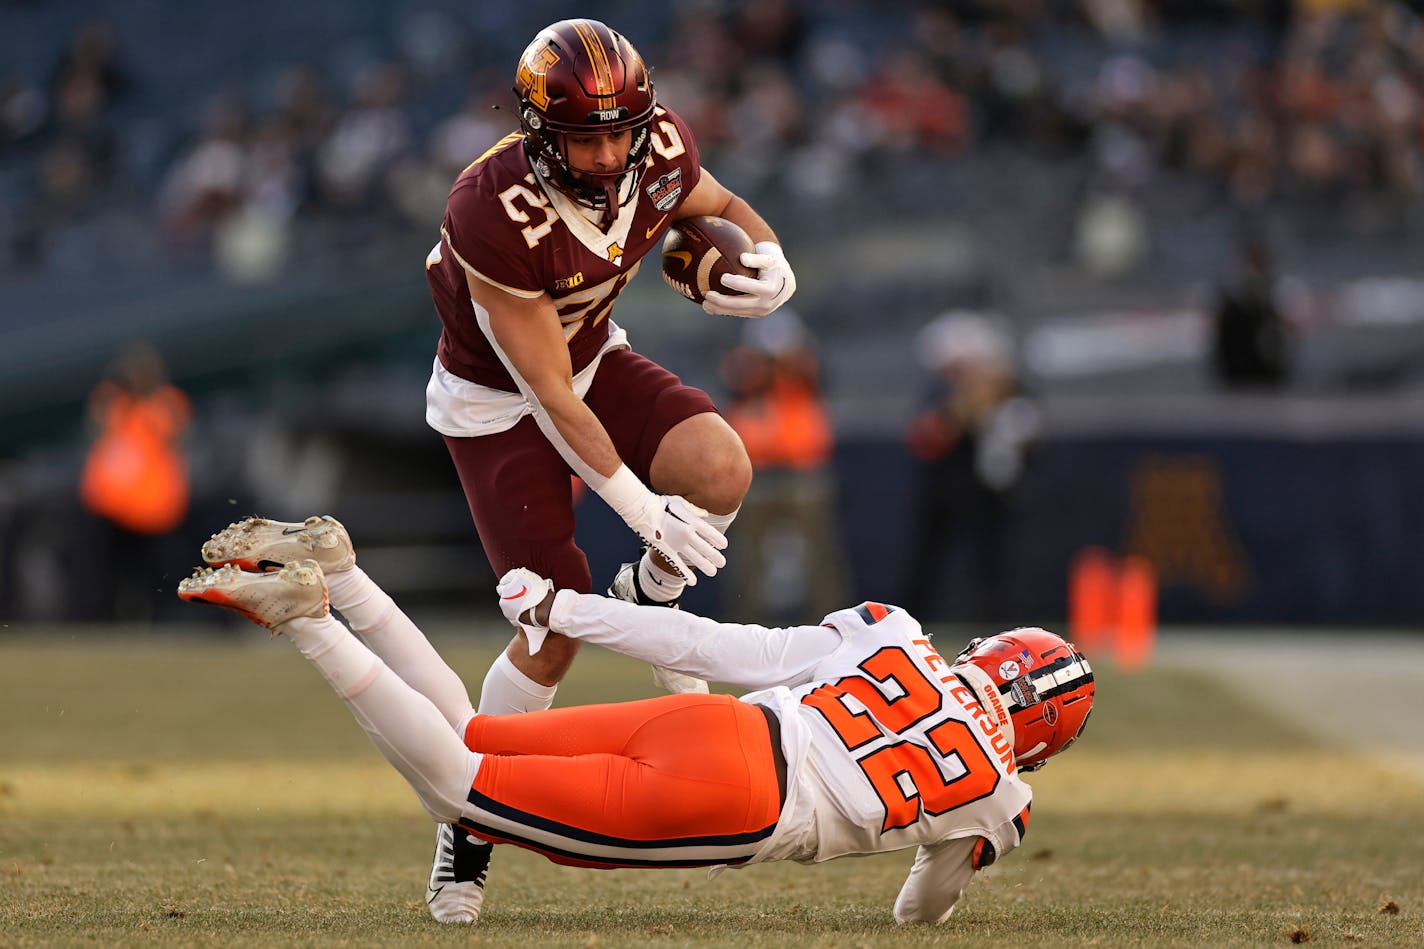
[{"left": 2, "top": 625, "right": 1421, "bottom": 947}]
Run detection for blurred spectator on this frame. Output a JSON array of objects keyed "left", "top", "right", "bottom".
[
  {"left": 270, "top": 64, "right": 336, "bottom": 200},
  {"left": 315, "top": 62, "right": 413, "bottom": 213},
  {"left": 1081, "top": 0, "right": 1155, "bottom": 46},
  {"left": 46, "top": 19, "right": 128, "bottom": 114},
  {"left": 386, "top": 86, "right": 505, "bottom": 227},
  {"left": 724, "top": 61, "right": 807, "bottom": 182},
  {"left": 902, "top": 312, "right": 1039, "bottom": 623},
  {"left": 859, "top": 50, "right": 970, "bottom": 156},
  {"left": 428, "top": 90, "right": 503, "bottom": 179},
  {"left": 9, "top": 19, "right": 129, "bottom": 268},
  {"left": 720, "top": 309, "right": 849, "bottom": 623},
  {"left": 157, "top": 87, "right": 311, "bottom": 280},
  {"left": 1074, "top": 191, "right": 1150, "bottom": 277},
  {"left": 731, "top": 0, "right": 806, "bottom": 63},
  {"left": 1, "top": 75, "right": 45, "bottom": 146},
  {"left": 77, "top": 342, "right": 192, "bottom": 621},
  {"left": 1211, "top": 233, "right": 1293, "bottom": 388},
  {"left": 158, "top": 91, "right": 252, "bottom": 248}
]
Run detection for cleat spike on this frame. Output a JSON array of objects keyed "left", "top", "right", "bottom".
[
  {"left": 200, "top": 515, "right": 355, "bottom": 574},
  {"left": 177, "top": 558, "right": 328, "bottom": 630}
]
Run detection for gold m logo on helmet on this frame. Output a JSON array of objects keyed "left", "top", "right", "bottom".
[{"left": 517, "top": 42, "right": 561, "bottom": 112}]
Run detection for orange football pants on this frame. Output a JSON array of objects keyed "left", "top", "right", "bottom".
[{"left": 460, "top": 693, "right": 783, "bottom": 869}]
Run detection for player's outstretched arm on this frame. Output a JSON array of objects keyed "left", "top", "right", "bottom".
[
  {"left": 469, "top": 275, "right": 726, "bottom": 583},
  {"left": 496, "top": 568, "right": 840, "bottom": 689},
  {"left": 892, "top": 839, "right": 977, "bottom": 925}
]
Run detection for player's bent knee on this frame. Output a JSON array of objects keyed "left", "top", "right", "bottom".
[
  {"left": 411, "top": 751, "right": 482, "bottom": 824},
  {"left": 694, "top": 443, "right": 752, "bottom": 513},
  {"left": 417, "top": 794, "right": 465, "bottom": 825},
  {"left": 653, "top": 416, "right": 753, "bottom": 514}
]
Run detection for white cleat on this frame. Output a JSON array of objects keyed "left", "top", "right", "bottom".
[
  {"left": 177, "top": 560, "right": 328, "bottom": 629},
  {"left": 202, "top": 515, "right": 355, "bottom": 574},
  {"left": 426, "top": 823, "right": 491, "bottom": 924},
  {"left": 607, "top": 560, "right": 709, "bottom": 695}
]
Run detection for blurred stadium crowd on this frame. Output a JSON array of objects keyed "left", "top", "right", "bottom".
[
  {"left": 2, "top": 0, "right": 1423, "bottom": 625},
  {"left": 5, "top": 1, "right": 1424, "bottom": 281}
]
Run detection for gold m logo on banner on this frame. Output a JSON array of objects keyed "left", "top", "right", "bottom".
[{"left": 1122, "top": 455, "right": 1250, "bottom": 604}]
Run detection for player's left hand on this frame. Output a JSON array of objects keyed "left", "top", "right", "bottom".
[
  {"left": 702, "top": 241, "right": 796, "bottom": 318},
  {"left": 497, "top": 568, "right": 555, "bottom": 655}
]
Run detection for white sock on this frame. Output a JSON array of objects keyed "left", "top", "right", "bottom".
[
  {"left": 326, "top": 566, "right": 475, "bottom": 732},
  {"left": 477, "top": 650, "right": 557, "bottom": 715},
  {"left": 638, "top": 506, "right": 738, "bottom": 603},
  {"left": 281, "top": 615, "right": 479, "bottom": 822},
  {"left": 705, "top": 506, "right": 740, "bottom": 536},
  {"left": 639, "top": 553, "right": 685, "bottom": 603}
]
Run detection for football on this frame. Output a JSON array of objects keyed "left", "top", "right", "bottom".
[{"left": 661, "top": 216, "right": 757, "bottom": 305}]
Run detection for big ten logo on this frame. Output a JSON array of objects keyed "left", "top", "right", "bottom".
[{"left": 1122, "top": 455, "right": 1249, "bottom": 604}]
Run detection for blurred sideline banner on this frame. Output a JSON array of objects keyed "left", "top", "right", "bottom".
[{"left": 578, "top": 434, "right": 1424, "bottom": 626}]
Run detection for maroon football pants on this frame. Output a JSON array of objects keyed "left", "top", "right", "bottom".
[{"left": 443, "top": 348, "right": 718, "bottom": 593}]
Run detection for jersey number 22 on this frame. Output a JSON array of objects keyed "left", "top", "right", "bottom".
[{"left": 802, "top": 647, "right": 1000, "bottom": 833}]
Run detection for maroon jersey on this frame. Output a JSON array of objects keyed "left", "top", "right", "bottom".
[{"left": 427, "top": 106, "right": 702, "bottom": 392}]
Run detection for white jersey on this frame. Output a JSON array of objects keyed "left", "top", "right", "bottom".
[{"left": 546, "top": 592, "right": 1035, "bottom": 923}]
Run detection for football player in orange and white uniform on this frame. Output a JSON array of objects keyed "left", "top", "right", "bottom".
[
  {"left": 421, "top": 18, "right": 795, "bottom": 921},
  {"left": 182, "top": 520, "right": 1094, "bottom": 925},
  {"left": 483, "top": 568, "right": 1093, "bottom": 923}
]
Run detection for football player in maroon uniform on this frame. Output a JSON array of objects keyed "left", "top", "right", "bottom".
[{"left": 420, "top": 18, "right": 796, "bottom": 921}]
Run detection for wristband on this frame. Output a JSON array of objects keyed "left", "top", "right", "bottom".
[{"left": 594, "top": 464, "right": 655, "bottom": 521}]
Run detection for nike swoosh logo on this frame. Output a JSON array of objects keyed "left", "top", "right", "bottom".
[
  {"left": 645, "top": 215, "right": 669, "bottom": 239},
  {"left": 501, "top": 585, "right": 528, "bottom": 600},
  {"left": 280, "top": 527, "right": 306, "bottom": 535},
  {"left": 666, "top": 250, "right": 693, "bottom": 267},
  {"left": 426, "top": 884, "right": 445, "bottom": 903}
]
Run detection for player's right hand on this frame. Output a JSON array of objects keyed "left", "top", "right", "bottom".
[
  {"left": 596, "top": 467, "right": 727, "bottom": 584},
  {"left": 497, "top": 567, "right": 555, "bottom": 655},
  {"left": 639, "top": 495, "right": 728, "bottom": 585},
  {"left": 703, "top": 241, "right": 796, "bottom": 318}
]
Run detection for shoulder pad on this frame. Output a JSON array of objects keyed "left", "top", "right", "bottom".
[{"left": 854, "top": 602, "right": 895, "bottom": 625}]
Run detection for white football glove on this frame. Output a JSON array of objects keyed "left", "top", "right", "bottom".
[
  {"left": 496, "top": 568, "right": 555, "bottom": 655},
  {"left": 596, "top": 467, "right": 728, "bottom": 584},
  {"left": 702, "top": 241, "right": 797, "bottom": 318},
  {"left": 633, "top": 495, "right": 727, "bottom": 584}
]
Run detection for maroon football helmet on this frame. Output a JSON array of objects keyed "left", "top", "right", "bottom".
[
  {"left": 953, "top": 627, "right": 1095, "bottom": 772},
  {"left": 514, "top": 19, "right": 656, "bottom": 212}
]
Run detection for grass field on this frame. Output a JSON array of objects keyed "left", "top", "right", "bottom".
[{"left": 2, "top": 626, "right": 1421, "bottom": 947}]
